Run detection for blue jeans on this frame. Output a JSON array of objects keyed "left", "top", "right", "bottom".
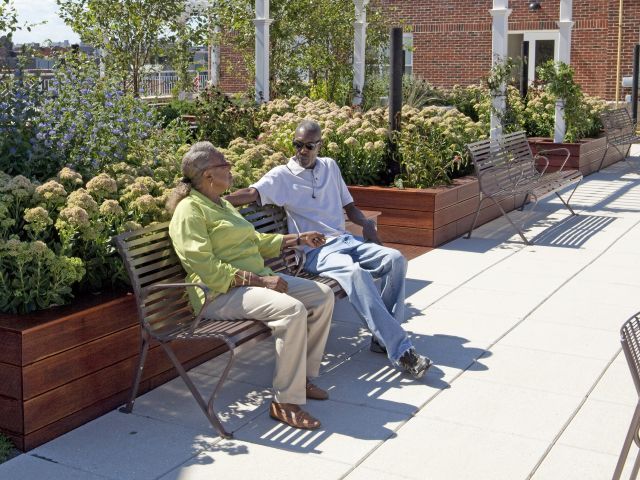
[{"left": 304, "top": 234, "right": 413, "bottom": 363}]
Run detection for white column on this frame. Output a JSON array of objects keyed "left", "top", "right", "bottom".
[
  {"left": 254, "top": 0, "right": 273, "bottom": 102},
  {"left": 352, "top": 0, "right": 369, "bottom": 106},
  {"left": 490, "top": 0, "right": 511, "bottom": 139},
  {"left": 208, "top": 24, "right": 221, "bottom": 87},
  {"left": 554, "top": 0, "right": 574, "bottom": 142}
]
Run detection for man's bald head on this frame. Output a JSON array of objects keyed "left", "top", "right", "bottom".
[{"left": 295, "top": 120, "right": 322, "bottom": 138}]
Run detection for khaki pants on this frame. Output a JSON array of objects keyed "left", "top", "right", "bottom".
[{"left": 202, "top": 274, "right": 334, "bottom": 404}]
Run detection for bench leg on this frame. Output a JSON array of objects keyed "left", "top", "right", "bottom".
[
  {"left": 518, "top": 193, "right": 530, "bottom": 212},
  {"left": 465, "top": 196, "right": 489, "bottom": 240},
  {"left": 160, "top": 339, "right": 235, "bottom": 439},
  {"left": 598, "top": 144, "right": 611, "bottom": 172},
  {"left": 466, "top": 194, "right": 532, "bottom": 244},
  {"left": 555, "top": 180, "right": 581, "bottom": 216},
  {"left": 119, "top": 332, "right": 150, "bottom": 414},
  {"left": 612, "top": 402, "right": 640, "bottom": 480}
]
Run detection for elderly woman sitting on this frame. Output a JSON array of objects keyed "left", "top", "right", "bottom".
[{"left": 167, "top": 141, "right": 335, "bottom": 430}]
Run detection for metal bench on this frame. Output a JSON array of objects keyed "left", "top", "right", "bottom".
[
  {"left": 465, "top": 131, "right": 583, "bottom": 245},
  {"left": 599, "top": 108, "right": 640, "bottom": 172},
  {"left": 613, "top": 311, "right": 640, "bottom": 480},
  {"left": 113, "top": 202, "right": 343, "bottom": 439}
]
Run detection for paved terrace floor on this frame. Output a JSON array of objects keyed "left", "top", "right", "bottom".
[{"left": 3, "top": 147, "right": 640, "bottom": 480}]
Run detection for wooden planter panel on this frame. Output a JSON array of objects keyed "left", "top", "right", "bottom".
[
  {"left": 528, "top": 136, "right": 627, "bottom": 176},
  {"left": 349, "top": 178, "right": 514, "bottom": 248},
  {"left": 0, "top": 292, "right": 228, "bottom": 451}
]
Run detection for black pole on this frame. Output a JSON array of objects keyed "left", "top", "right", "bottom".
[
  {"left": 387, "top": 27, "right": 404, "bottom": 182},
  {"left": 632, "top": 44, "right": 639, "bottom": 124}
]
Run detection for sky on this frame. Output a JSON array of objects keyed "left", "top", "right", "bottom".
[{"left": 11, "top": 0, "right": 81, "bottom": 44}]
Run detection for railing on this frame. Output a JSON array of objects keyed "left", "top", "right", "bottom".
[
  {"left": 140, "top": 71, "right": 209, "bottom": 97},
  {"left": 4, "top": 69, "right": 209, "bottom": 97}
]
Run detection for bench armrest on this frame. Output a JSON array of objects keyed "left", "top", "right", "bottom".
[
  {"left": 535, "top": 147, "right": 571, "bottom": 172},
  {"left": 289, "top": 248, "right": 307, "bottom": 277}
]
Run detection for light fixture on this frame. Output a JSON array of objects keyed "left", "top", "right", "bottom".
[{"left": 529, "top": 0, "right": 541, "bottom": 11}]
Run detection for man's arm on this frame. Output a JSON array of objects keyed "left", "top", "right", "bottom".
[
  {"left": 224, "top": 187, "right": 259, "bottom": 207},
  {"left": 344, "top": 202, "right": 382, "bottom": 245}
]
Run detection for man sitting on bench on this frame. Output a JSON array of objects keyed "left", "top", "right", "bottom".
[{"left": 226, "top": 120, "right": 433, "bottom": 379}]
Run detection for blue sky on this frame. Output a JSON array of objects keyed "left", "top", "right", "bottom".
[{"left": 12, "top": 0, "right": 80, "bottom": 44}]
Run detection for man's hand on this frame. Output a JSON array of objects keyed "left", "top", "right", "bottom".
[
  {"left": 362, "top": 219, "right": 382, "bottom": 245},
  {"left": 300, "top": 231, "right": 326, "bottom": 248},
  {"left": 259, "top": 275, "right": 288, "bottom": 293}
]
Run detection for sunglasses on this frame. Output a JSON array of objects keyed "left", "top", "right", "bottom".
[{"left": 292, "top": 139, "right": 322, "bottom": 151}]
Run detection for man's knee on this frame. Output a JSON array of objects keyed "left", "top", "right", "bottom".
[{"left": 389, "top": 249, "right": 407, "bottom": 270}]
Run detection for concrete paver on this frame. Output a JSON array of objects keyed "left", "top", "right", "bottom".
[{"left": 2, "top": 147, "right": 640, "bottom": 480}]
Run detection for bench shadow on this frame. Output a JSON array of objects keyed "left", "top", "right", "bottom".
[
  {"left": 529, "top": 214, "right": 616, "bottom": 248},
  {"left": 212, "top": 331, "right": 490, "bottom": 456}
]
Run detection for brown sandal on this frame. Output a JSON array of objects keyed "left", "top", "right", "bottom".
[
  {"left": 306, "top": 380, "right": 329, "bottom": 400},
  {"left": 269, "top": 402, "right": 321, "bottom": 430}
]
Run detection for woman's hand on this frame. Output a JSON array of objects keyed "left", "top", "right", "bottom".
[
  {"left": 299, "top": 231, "right": 326, "bottom": 248},
  {"left": 260, "top": 275, "right": 288, "bottom": 293}
]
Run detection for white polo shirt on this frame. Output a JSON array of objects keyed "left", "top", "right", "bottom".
[{"left": 252, "top": 156, "right": 354, "bottom": 238}]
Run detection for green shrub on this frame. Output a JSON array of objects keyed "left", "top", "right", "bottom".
[
  {"left": 524, "top": 62, "right": 608, "bottom": 142},
  {"left": 0, "top": 434, "right": 14, "bottom": 463},
  {"left": 194, "top": 86, "right": 259, "bottom": 148},
  {"left": 395, "top": 106, "right": 485, "bottom": 188}
]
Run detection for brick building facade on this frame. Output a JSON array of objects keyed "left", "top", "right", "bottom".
[
  {"left": 220, "top": 1, "right": 640, "bottom": 100},
  {"left": 380, "top": 0, "right": 640, "bottom": 100}
]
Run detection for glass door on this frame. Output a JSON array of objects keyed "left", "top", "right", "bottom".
[{"left": 522, "top": 31, "right": 558, "bottom": 84}]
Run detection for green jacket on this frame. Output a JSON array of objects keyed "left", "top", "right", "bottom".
[{"left": 169, "top": 189, "right": 283, "bottom": 311}]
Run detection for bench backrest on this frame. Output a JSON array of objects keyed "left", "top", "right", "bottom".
[
  {"left": 114, "top": 202, "right": 293, "bottom": 334},
  {"left": 466, "top": 131, "right": 537, "bottom": 196},
  {"left": 601, "top": 108, "right": 638, "bottom": 145},
  {"left": 601, "top": 108, "right": 634, "bottom": 133}
]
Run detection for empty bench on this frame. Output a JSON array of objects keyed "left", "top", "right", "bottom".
[
  {"left": 599, "top": 107, "right": 640, "bottom": 172},
  {"left": 465, "top": 131, "right": 583, "bottom": 245},
  {"left": 113, "top": 202, "right": 345, "bottom": 439}
]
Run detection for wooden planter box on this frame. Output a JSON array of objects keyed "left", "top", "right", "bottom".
[
  {"left": 528, "top": 136, "right": 628, "bottom": 176},
  {"left": 0, "top": 292, "right": 226, "bottom": 451},
  {"left": 348, "top": 176, "right": 518, "bottom": 248}
]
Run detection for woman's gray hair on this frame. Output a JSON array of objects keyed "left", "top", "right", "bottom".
[{"left": 166, "top": 141, "right": 222, "bottom": 214}]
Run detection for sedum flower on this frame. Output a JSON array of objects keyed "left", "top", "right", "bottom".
[
  {"left": 23, "top": 206, "right": 53, "bottom": 233},
  {"left": 99, "top": 199, "right": 124, "bottom": 217},
  {"left": 86, "top": 173, "right": 118, "bottom": 200},
  {"left": 57, "top": 167, "right": 83, "bottom": 187},
  {"left": 132, "top": 194, "right": 160, "bottom": 214},
  {"left": 67, "top": 188, "right": 98, "bottom": 213},
  {"left": 8, "top": 175, "right": 35, "bottom": 200},
  {"left": 121, "top": 220, "right": 142, "bottom": 232},
  {"left": 364, "top": 142, "right": 375, "bottom": 152},
  {"left": 327, "top": 142, "right": 340, "bottom": 153},
  {"left": 58, "top": 205, "right": 90, "bottom": 228},
  {"left": 36, "top": 180, "right": 67, "bottom": 205},
  {"left": 31, "top": 240, "right": 49, "bottom": 255},
  {"left": 344, "top": 137, "right": 358, "bottom": 148}
]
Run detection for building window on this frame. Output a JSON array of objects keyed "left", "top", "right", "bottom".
[{"left": 403, "top": 33, "right": 413, "bottom": 76}]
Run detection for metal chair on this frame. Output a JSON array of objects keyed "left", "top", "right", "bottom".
[{"left": 612, "top": 312, "right": 640, "bottom": 479}]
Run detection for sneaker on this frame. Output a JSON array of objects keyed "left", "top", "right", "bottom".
[
  {"left": 398, "top": 348, "right": 432, "bottom": 379},
  {"left": 369, "top": 336, "right": 387, "bottom": 354}
]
